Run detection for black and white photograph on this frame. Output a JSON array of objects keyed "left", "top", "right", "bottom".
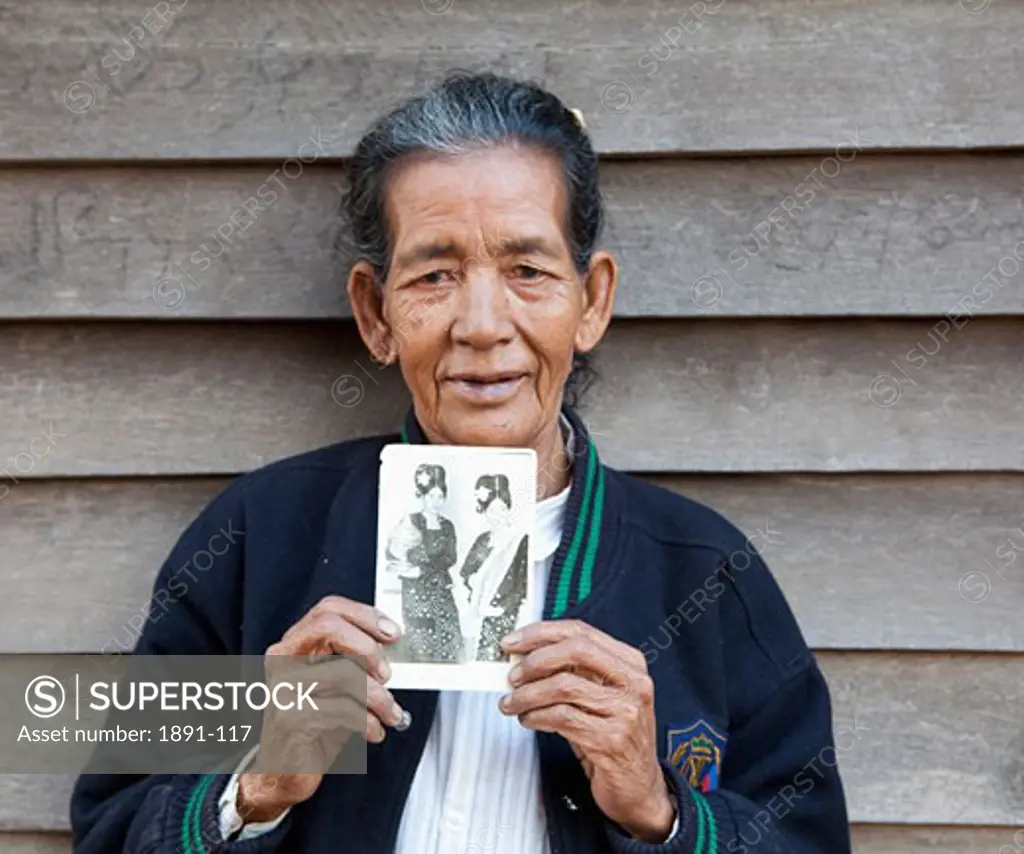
[{"left": 375, "top": 444, "right": 537, "bottom": 691}]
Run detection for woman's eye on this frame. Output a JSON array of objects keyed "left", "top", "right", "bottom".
[
  {"left": 417, "top": 270, "right": 453, "bottom": 286},
  {"left": 513, "top": 264, "right": 545, "bottom": 282}
]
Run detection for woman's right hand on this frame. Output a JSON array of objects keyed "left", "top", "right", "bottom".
[{"left": 236, "top": 595, "right": 406, "bottom": 822}]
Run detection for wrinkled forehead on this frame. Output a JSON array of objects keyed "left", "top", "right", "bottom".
[{"left": 383, "top": 146, "right": 572, "bottom": 265}]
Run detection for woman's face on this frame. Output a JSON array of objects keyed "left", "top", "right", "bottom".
[
  {"left": 485, "top": 497, "right": 512, "bottom": 528},
  {"left": 422, "top": 485, "right": 445, "bottom": 513},
  {"left": 348, "top": 145, "right": 617, "bottom": 449}
]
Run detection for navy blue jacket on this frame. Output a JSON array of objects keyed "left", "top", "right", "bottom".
[{"left": 71, "top": 406, "right": 851, "bottom": 853}]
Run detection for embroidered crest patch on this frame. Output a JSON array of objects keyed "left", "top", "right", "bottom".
[{"left": 667, "top": 720, "right": 726, "bottom": 792}]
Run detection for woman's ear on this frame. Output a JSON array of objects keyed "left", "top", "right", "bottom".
[
  {"left": 347, "top": 261, "right": 395, "bottom": 364},
  {"left": 574, "top": 249, "right": 618, "bottom": 354}
]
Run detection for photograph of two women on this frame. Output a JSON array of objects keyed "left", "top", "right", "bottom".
[{"left": 376, "top": 445, "right": 536, "bottom": 684}]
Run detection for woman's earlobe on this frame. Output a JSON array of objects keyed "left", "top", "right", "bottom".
[
  {"left": 370, "top": 335, "right": 397, "bottom": 366},
  {"left": 575, "top": 251, "right": 617, "bottom": 352},
  {"left": 348, "top": 261, "right": 392, "bottom": 355}
]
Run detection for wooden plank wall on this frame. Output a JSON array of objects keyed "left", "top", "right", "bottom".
[{"left": 1, "top": 0, "right": 1022, "bottom": 848}]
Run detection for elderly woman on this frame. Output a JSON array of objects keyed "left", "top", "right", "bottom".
[{"left": 71, "top": 72, "right": 850, "bottom": 853}]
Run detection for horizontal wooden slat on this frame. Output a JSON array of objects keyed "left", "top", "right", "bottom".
[
  {"left": 3, "top": 654, "right": 1020, "bottom": 828},
  {"left": 821, "top": 653, "right": 1024, "bottom": 826},
  {"left": 2, "top": 319, "right": 1023, "bottom": 476},
  {"left": 0, "top": 479, "right": 223, "bottom": 654},
  {"left": 1, "top": 828, "right": 1020, "bottom": 854},
  {"left": 3, "top": 474, "right": 1023, "bottom": 653},
  {"left": 3, "top": 155, "right": 1024, "bottom": 318},
  {"left": 0, "top": 835, "right": 70, "bottom": 854},
  {"left": 659, "top": 474, "right": 1024, "bottom": 651},
  {"left": 852, "top": 827, "right": 1024, "bottom": 853},
  {"left": 5, "top": 0, "right": 1023, "bottom": 160}
]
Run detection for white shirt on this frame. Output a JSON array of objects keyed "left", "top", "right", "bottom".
[
  {"left": 219, "top": 484, "right": 570, "bottom": 849},
  {"left": 392, "top": 484, "right": 568, "bottom": 854}
]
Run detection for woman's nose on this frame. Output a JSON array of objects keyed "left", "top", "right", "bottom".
[{"left": 451, "top": 269, "right": 516, "bottom": 348}]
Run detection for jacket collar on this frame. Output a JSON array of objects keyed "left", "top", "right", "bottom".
[{"left": 399, "top": 404, "right": 611, "bottom": 618}]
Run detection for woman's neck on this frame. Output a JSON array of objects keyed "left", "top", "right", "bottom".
[{"left": 533, "top": 419, "right": 571, "bottom": 500}]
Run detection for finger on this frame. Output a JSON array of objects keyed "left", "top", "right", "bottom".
[
  {"left": 500, "top": 671, "right": 622, "bottom": 718},
  {"left": 516, "top": 704, "right": 635, "bottom": 762},
  {"left": 311, "top": 655, "right": 371, "bottom": 688},
  {"left": 314, "top": 595, "right": 403, "bottom": 644},
  {"left": 310, "top": 693, "right": 372, "bottom": 736},
  {"left": 282, "top": 693, "right": 369, "bottom": 735},
  {"left": 268, "top": 658, "right": 405, "bottom": 726},
  {"left": 511, "top": 636, "right": 630, "bottom": 690},
  {"left": 283, "top": 693, "right": 387, "bottom": 749},
  {"left": 502, "top": 620, "right": 642, "bottom": 667},
  {"left": 365, "top": 677, "right": 406, "bottom": 729},
  {"left": 366, "top": 712, "right": 386, "bottom": 744},
  {"left": 265, "top": 654, "right": 369, "bottom": 694},
  {"left": 274, "top": 663, "right": 405, "bottom": 730},
  {"left": 516, "top": 702, "right": 599, "bottom": 740},
  {"left": 256, "top": 696, "right": 364, "bottom": 773},
  {"left": 275, "top": 613, "right": 389, "bottom": 680}
]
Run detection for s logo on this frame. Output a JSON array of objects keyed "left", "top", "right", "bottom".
[{"left": 25, "top": 676, "right": 66, "bottom": 719}]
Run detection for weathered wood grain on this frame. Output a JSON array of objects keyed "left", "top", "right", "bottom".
[
  {"left": 4, "top": 0, "right": 1023, "bottom": 159},
  {"left": 0, "top": 479, "right": 225, "bottom": 654},
  {"left": 0, "top": 835, "right": 70, "bottom": 854},
  {"left": 0, "top": 828, "right": 1019, "bottom": 853},
  {"left": 2, "top": 319, "right": 1022, "bottom": 476},
  {"left": 2, "top": 156, "right": 1023, "bottom": 318},
  {"left": 853, "top": 827, "right": 1024, "bottom": 853},
  {"left": 661, "top": 474, "right": 1024, "bottom": 651},
  {"left": 819, "top": 653, "right": 1024, "bottom": 827},
  {"left": 3, "top": 654, "right": 1021, "bottom": 828},
  {"left": 3, "top": 475, "right": 1023, "bottom": 653}
]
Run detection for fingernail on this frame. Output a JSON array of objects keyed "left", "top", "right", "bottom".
[
  {"left": 508, "top": 665, "right": 522, "bottom": 686},
  {"left": 378, "top": 660, "right": 392, "bottom": 682},
  {"left": 390, "top": 701, "right": 403, "bottom": 724},
  {"left": 498, "top": 693, "right": 512, "bottom": 712},
  {"left": 378, "top": 617, "right": 400, "bottom": 638},
  {"left": 502, "top": 631, "right": 522, "bottom": 647},
  {"left": 393, "top": 709, "right": 412, "bottom": 732}
]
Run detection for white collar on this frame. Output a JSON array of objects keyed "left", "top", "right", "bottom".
[{"left": 533, "top": 482, "right": 570, "bottom": 564}]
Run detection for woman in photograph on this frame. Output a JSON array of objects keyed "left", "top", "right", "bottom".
[
  {"left": 73, "top": 71, "right": 850, "bottom": 854},
  {"left": 384, "top": 463, "right": 462, "bottom": 663},
  {"left": 459, "top": 474, "right": 529, "bottom": 662}
]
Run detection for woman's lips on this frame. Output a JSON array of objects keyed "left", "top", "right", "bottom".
[{"left": 445, "top": 374, "right": 527, "bottom": 404}]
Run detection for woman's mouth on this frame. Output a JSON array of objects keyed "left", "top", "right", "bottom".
[{"left": 445, "top": 373, "right": 527, "bottom": 404}]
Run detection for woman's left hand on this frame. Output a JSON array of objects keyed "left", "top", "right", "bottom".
[{"left": 498, "top": 620, "right": 676, "bottom": 843}]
